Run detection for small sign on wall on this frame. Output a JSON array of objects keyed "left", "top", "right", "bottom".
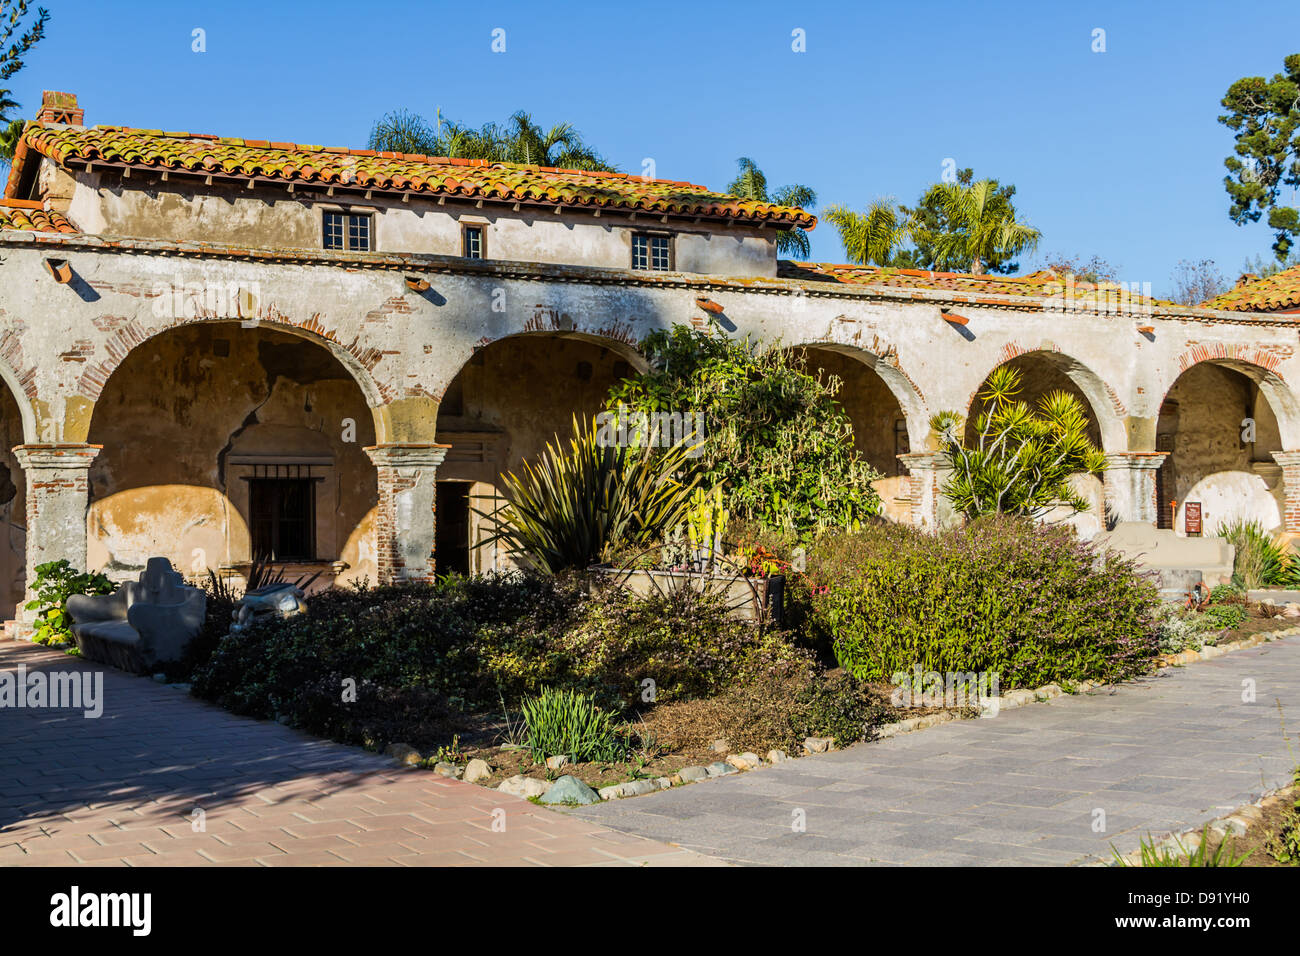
[{"left": 1185, "top": 502, "right": 1202, "bottom": 537}]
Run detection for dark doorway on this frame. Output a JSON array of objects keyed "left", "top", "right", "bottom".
[
  {"left": 249, "top": 477, "right": 316, "bottom": 560},
  {"left": 436, "top": 481, "right": 471, "bottom": 576}
]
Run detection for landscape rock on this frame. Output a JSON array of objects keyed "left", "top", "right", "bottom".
[
  {"left": 463, "top": 758, "right": 492, "bottom": 783},
  {"left": 678, "top": 766, "right": 710, "bottom": 783},
  {"left": 803, "top": 736, "right": 835, "bottom": 754},
  {"left": 545, "top": 754, "right": 571, "bottom": 771},
  {"left": 766, "top": 749, "right": 788, "bottom": 764},
  {"left": 726, "top": 752, "right": 761, "bottom": 771},
  {"left": 706, "top": 761, "right": 738, "bottom": 777},
  {"left": 710, "top": 738, "right": 730, "bottom": 754},
  {"left": 433, "top": 761, "right": 462, "bottom": 779},
  {"left": 385, "top": 742, "right": 422, "bottom": 766},
  {"left": 497, "top": 774, "right": 552, "bottom": 798},
  {"left": 654, "top": 776, "right": 674, "bottom": 790},
  {"left": 539, "top": 775, "right": 600, "bottom": 805}
]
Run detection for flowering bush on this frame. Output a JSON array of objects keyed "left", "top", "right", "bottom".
[{"left": 795, "top": 516, "right": 1160, "bottom": 689}]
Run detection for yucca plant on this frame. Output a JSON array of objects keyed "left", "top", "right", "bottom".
[
  {"left": 933, "top": 366, "right": 1107, "bottom": 521},
  {"left": 1219, "top": 518, "right": 1287, "bottom": 590},
  {"left": 521, "top": 688, "right": 627, "bottom": 764},
  {"left": 478, "top": 415, "right": 700, "bottom": 574}
]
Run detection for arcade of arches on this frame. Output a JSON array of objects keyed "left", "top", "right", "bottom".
[{"left": 6, "top": 330, "right": 1300, "bottom": 624}]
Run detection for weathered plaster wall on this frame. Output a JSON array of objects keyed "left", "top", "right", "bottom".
[
  {"left": 1160, "top": 363, "right": 1283, "bottom": 535},
  {"left": 68, "top": 173, "right": 778, "bottom": 277},
  {"left": 84, "top": 324, "right": 377, "bottom": 584},
  {"left": 0, "top": 387, "right": 25, "bottom": 618},
  {"left": 799, "top": 347, "right": 910, "bottom": 522}
]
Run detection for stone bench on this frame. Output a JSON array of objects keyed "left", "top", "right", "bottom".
[{"left": 67, "top": 557, "right": 207, "bottom": 674}]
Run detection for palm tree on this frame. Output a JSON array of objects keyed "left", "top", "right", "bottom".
[
  {"left": 923, "top": 179, "right": 1040, "bottom": 275},
  {"left": 726, "top": 157, "right": 817, "bottom": 258},
  {"left": 823, "top": 198, "right": 913, "bottom": 266},
  {"left": 368, "top": 108, "right": 616, "bottom": 171}
]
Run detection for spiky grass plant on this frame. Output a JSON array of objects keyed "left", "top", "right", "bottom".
[
  {"left": 1218, "top": 518, "right": 1288, "bottom": 590},
  {"left": 479, "top": 415, "right": 699, "bottom": 574},
  {"left": 521, "top": 688, "right": 627, "bottom": 764}
]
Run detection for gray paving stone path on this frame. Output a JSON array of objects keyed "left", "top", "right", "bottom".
[{"left": 570, "top": 636, "right": 1300, "bottom": 866}]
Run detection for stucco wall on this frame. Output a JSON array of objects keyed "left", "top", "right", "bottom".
[
  {"left": 66, "top": 170, "right": 778, "bottom": 278},
  {"left": 83, "top": 324, "right": 378, "bottom": 585}
]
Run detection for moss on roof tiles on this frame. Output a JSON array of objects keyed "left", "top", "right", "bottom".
[
  {"left": 1202, "top": 266, "right": 1300, "bottom": 313},
  {"left": 0, "top": 204, "right": 77, "bottom": 233},
  {"left": 19, "top": 124, "right": 816, "bottom": 228}
]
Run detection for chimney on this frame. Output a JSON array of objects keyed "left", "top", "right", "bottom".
[
  {"left": 35, "top": 91, "right": 84, "bottom": 126},
  {"left": 1236, "top": 273, "right": 1259, "bottom": 288}
]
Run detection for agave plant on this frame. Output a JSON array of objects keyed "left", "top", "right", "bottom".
[
  {"left": 1218, "top": 517, "right": 1288, "bottom": 589},
  {"left": 933, "top": 366, "right": 1107, "bottom": 521},
  {"left": 478, "top": 415, "right": 700, "bottom": 574}
]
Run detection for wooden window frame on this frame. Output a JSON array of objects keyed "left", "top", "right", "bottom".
[
  {"left": 461, "top": 223, "right": 486, "bottom": 260},
  {"left": 631, "top": 231, "right": 673, "bottom": 271},
  {"left": 322, "top": 209, "right": 374, "bottom": 252}
]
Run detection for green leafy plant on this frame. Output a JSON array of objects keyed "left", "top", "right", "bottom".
[
  {"left": 933, "top": 365, "right": 1107, "bottom": 521},
  {"left": 608, "top": 320, "right": 882, "bottom": 537},
  {"left": 521, "top": 688, "right": 628, "bottom": 764},
  {"left": 1266, "top": 769, "right": 1300, "bottom": 865},
  {"left": 1115, "top": 825, "right": 1250, "bottom": 867},
  {"left": 1220, "top": 517, "right": 1287, "bottom": 589},
  {"left": 480, "top": 415, "right": 699, "bottom": 574},
  {"left": 1202, "top": 602, "right": 1248, "bottom": 631},
  {"left": 799, "top": 516, "right": 1159, "bottom": 689},
  {"left": 24, "top": 560, "right": 114, "bottom": 646}
]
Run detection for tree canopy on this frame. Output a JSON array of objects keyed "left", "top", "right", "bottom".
[
  {"left": 725, "top": 157, "right": 817, "bottom": 258},
  {"left": 1219, "top": 54, "right": 1300, "bottom": 262},
  {"left": 368, "top": 108, "right": 615, "bottom": 172}
]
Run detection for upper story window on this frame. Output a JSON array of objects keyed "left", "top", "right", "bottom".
[
  {"left": 462, "top": 224, "right": 485, "bottom": 259},
  {"left": 323, "top": 211, "right": 372, "bottom": 252},
  {"left": 632, "top": 233, "right": 672, "bottom": 271}
]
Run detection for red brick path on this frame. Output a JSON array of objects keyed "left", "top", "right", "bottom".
[{"left": 0, "top": 642, "right": 718, "bottom": 867}]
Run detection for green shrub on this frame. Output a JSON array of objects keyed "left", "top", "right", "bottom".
[
  {"left": 800, "top": 516, "right": 1160, "bottom": 689},
  {"left": 1152, "top": 604, "right": 1219, "bottom": 653},
  {"left": 790, "top": 672, "right": 891, "bottom": 745},
  {"left": 1209, "top": 583, "right": 1247, "bottom": 605},
  {"left": 607, "top": 320, "right": 882, "bottom": 536},
  {"left": 24, "top": 560, "right": 114, "bottom": 646},
  {"left": 521, "top": 688, "right": 628, "bottom": 763},
  {"left": 1220, "top": 518, "right": 1287, "bottom": 589},
  {"left": 1202, "top": 602, "right": 1248, "bottom": 631},
  {"left": 1117, "top": 825, "right": 1250, "bottom": 867}
]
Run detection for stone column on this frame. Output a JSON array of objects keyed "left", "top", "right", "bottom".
[
  {"left": 1271, "top": 451, "right": 1300, "bottom": 532},
  {"left": 364, "top": 443, "right": 449, "bottom": 584},
  {"left": 12, "top": 443, "right": 102, "bottom": 621},
  {"left": 1103, "top": 452, "right": 1166, "bottom": 525},
  {"left": 898, "top": 452, "right": 951, "bottom": 529}
]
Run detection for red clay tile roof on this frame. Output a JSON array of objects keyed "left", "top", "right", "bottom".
[
  {"left": 1202, "top": 265, "right": 1300, "bottom": 313},
  {"left": 9, "top": 123, "right": 816, "bottom": 229},
  {"left": 0, "top": 200, "right": 77, "bottom": 233},
  {"left": 778, "top": 261, "right": 1174, "bottom": 307}
]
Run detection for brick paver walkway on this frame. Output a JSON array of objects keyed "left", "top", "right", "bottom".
[
  {"left": 0, "top": 642, "right": 719, "bottom": 867},
  {"left": 571, "top": 636, "right": 1300, "bottom": 866}
]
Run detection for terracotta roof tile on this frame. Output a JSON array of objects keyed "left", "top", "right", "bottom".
[
  {"left": 778, "top": 261, "right": 1174, "bottom": 307},
  {"left": 10, "top": 123, "right": 816, "bottom": 229},
  {"left": 0, "top": 201, "right": 77, "bottom": 233},
  {"left": 1202, "top": 265, "right": 1300, "bottom": 313}
]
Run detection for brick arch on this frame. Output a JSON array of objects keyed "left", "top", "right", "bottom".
[
  {"left": 0, "top": 329, "right": 39, "bottom": 442},
  {"left": 1161, "top": 344, "right": 1300, "bottom": 450},
  {"left": 73, "top": 315, "right": 391, "bottom": 441},
  {"left": 966, "top": 343, "right": 1128, "bottom": 452},
  {"left": 444, "top": 328, "right": 649, "bottom": 401},
  {"left": 792, "top": 338, "right": 930, "bottom": 449}
]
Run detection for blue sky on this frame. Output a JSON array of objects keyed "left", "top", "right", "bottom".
[{"left": 8, "top": 0, "right": 1298, "bottom": 296}]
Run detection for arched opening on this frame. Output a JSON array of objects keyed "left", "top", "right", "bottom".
[
  {"left": 85, "top": 322, "right": 378, "bottom": 589},
  {"left": 1156, "top": 361, "right": 1287, "bottom": 535},
  {"left": 0, "top": 384, "right": 26, "bottom": 619},
  {"left": 966, "top": 351, "right": 1110, "bottom": 537},
  {"left": 796, "top": 345, "right": 917, "bottom": 522},
  {"left": 435, "top": 332, "right": 639, "bottom": 574}
]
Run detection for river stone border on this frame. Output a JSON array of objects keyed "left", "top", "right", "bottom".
[{"left": 402, "top": 626, "right": 1300, "bottom": 803}]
